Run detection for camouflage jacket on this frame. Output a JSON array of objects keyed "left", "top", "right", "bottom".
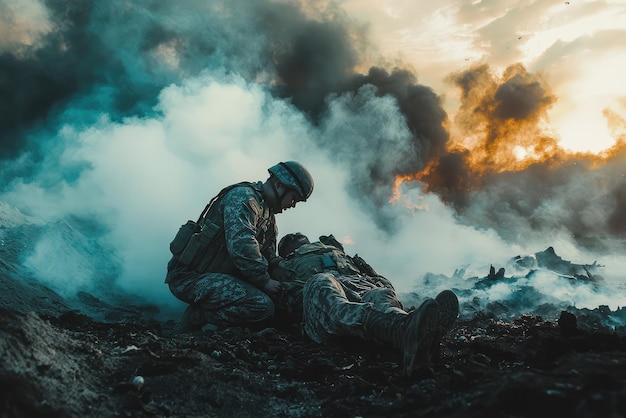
[
  {"left": 271, "top": 241, "right": 394, "bottom": 319},
  {"left": 218, "top": 182, "right": 278, "bottom": 288}
]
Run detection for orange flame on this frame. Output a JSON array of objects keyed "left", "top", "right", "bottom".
[
  {"left": 389, "top": 174, "right": 430, "bottom": 212},
  {"left": 454, "top": 66, "right": 619, "bottom": 180},
  {"left": 390, "top": 63, "right": 626, "bottom": 208}
]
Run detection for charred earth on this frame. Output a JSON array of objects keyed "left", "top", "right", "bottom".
[{"left": 2, "top": 265, "right": 626, "bottom": 417}]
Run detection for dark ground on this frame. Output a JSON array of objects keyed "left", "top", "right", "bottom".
[{"left": 2, "top": 266, "right": 626, "bottom": 418}]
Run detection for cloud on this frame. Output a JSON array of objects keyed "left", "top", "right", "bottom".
[
  {"left": 1, "top": 0, "right": 625, "bottom": 314},
  {"left": 0, "top": 0, "right": 51, "bottom": 53}
]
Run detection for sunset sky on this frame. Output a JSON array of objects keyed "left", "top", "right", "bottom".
[{"left": 344, "top": 0, "right": 626, "bottom": 153}]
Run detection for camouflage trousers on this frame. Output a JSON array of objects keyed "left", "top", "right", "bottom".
[
  {"left": 166, "top": 259, "right": 274, "bottom": 327},
  {"left": 302, "top": 272, "right": 404, "bottom": 343}
]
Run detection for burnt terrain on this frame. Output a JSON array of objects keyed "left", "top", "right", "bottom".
[{"left": 2, "top": 270, "right": 626, "bottom": 418}]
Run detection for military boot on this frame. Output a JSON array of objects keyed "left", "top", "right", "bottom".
[
  {"left": 363, "top": 299, "right": 439, "bottom": 376},
  {"left": 173, "top": 304, "right": 205, "bottom": 334},
  {"left": 431, "top": 290, "right": 459, "bottom": 360}
]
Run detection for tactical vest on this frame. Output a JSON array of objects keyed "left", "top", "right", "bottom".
[
  {"left": 169, "top": 182, "right": 273, "bottom": 275},
  {"left": 287, "top": 242, "right": 362, "bottom": 278},
  {"left": 273, "top": 242, "right": 362, "bottom": 317}
]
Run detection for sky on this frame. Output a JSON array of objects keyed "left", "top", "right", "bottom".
[
  {"left": 343, "top": 0, "right": 626, "bottom": 154},
  {"left": 1, "top": 0, "right": 625, "bottom": 312}
]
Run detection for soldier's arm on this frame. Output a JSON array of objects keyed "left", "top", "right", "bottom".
[
  {"left": 222, "top": 189, "right": 272, "bottom": 288},
  {"left": 351, "top": 253, "right": 378, "bottom": 277},
  {"left": 269, "top": 261, "right": 296, "bottom": 283},
  {"left": 262, "top": 223, "right": 279, "bottom": 266}
]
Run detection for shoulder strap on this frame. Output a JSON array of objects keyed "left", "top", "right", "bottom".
[
  {"left": 196, "top": 182, "right": 257, "bottom": 223},
  {"left": 196, "top": 181, "right": 274, "bottom": 255}
]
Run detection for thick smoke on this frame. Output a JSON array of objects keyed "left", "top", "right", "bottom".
[
  {"left": 1, "top": 0, "right": 450, "bottom": 232},
  {"left": 415, "top": 63, "right": 626, "bottom": 253},
  {"left": 316, "top": 69, "right": 449, "bottom": 231},
  {"left": 261, "top": 7, "right": 450, "bottom": 231},
  {"left": 0, "top": 0, "right": 624, "bottom": 315}
]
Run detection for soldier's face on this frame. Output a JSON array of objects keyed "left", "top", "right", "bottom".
[{"left": 277, "top": 190, "right": 301, "bottom": 213}]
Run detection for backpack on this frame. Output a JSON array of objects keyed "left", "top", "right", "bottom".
[{"left": 169, "top": 182, "right": 263, "bottom": 274}]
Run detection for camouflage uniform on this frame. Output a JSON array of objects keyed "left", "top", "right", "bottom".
[
  {"left": 273, "top": 236, "right": 459, "bottom": 376},
  {"left": 302, "top": 272, "right": 405, "bottom": 343},
  {"left": 166, "top": 182, "right": 278, "bottom": 327},
  {"left": 270, "top": 241, "right": 403, "bottom": 342}
]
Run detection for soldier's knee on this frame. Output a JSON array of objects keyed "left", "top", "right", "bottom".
[
  {"left": 304, "top": 272, "right": 338, "bottom": 292},
  {"left": 252, "top": 293, "right": 275, "bottom": 322},
  {"left": 263, "top": 297, "right": 275, "bottom": 319},
  {"left": 362, "top": 287, "right": 401, "bottom": 308},
  {"left": 365, "top": 287, "right": 397, "bottom": 299}
]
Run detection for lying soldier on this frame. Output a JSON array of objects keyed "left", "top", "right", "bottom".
[{"left": 270, "top": 233, "right": 458, "bottom": 376}]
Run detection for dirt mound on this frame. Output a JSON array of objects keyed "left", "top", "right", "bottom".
[{"left": 2, "top": 303, "right": 626, "bottom": 417}]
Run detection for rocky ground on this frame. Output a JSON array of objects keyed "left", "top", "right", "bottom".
[{"left": 2, "top": 266, "right": 626, "bottom": 418}]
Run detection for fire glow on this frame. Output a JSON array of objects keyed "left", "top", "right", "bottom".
[{"left": 385, "top": 62, "right": 626, "bottom": 253}]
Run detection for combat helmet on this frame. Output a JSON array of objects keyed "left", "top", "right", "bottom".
[
  {"left": 268, "top": 161, "right": 314, "bottom": 201},
  {"left": 278, "top": 232, "right": 311, "bottom": 257}
]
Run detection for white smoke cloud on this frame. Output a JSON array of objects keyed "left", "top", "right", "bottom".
[
  {"left": 3, "top": 70, "right": 614, "bottom": 314},
  {"left": 0, "top": 69, "right": 525, "bottom": 308},
  {"left": 2, "top": 0, "right": 624, "bottom": 322}
]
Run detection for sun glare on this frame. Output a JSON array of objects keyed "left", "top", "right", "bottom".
[
  {"left": 552, "top": 103, "right": 616, "bottom": 154},
  {"left": 512, "top": 146, "right": 528, "bottom": 160},
  {"left": 343, "top": 1, "right": 626, "bottom": 158}
]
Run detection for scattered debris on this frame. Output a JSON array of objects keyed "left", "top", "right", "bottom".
[{"left": 1, "top": 247, "right": 626, "bottom": 416}]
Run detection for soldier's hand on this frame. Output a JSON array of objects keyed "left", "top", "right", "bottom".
[
  {"left": 262, "top": 279, "right": 282, "bottom": 295},
  {"left": 268, "top": 256, "right": 283, "bottom": 274}
]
